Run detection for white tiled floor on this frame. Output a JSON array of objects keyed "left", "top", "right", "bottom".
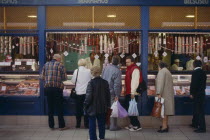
[{"left": 0, "top": 125, "right": 209, "bottom": 140}]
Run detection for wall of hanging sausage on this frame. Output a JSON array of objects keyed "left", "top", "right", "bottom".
[
  {"left": 46, "top": 32, "right": 141, "bottom": 71},
  {"left": 148, "top": 33, "right": 210, "bottom": 71},
  {"left": 0, "top": 36, "right": 39, "bottom": 72}
]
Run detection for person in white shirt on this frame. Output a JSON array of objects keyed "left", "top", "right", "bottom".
[
  {"left": 71, "top": 59, "right": 92, "bottom": 128},
  {"left": 85, "top": 52, "right": 101, "bottom": 69},
  {"left": 186, "top": 55, "right": 195, "bottom": 71}
]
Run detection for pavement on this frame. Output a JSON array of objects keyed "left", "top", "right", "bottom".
[{"left": 0, "top": 125, "right": 209, "bottom": 140}]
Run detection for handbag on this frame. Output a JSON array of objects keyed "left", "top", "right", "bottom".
[
  {"left": 70, "top": 69, "right": 79, "bottom": 99},
  {"left": 151, "top": 98, "right": 162, "bottom": 118}
]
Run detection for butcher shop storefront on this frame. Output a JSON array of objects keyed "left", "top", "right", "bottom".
[{"left": 0, "top": 0, "right": 210, "bottom": 125}]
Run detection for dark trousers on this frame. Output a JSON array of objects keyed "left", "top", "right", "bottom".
[
  {"left": 192, "top": 95, "right": 206, "bottom": 130},
  {"left": 45, "top": 87, "right": 65, "bottom": 128},
  {"left": 75, "top": 94, "right": 89, "bottom": 127},
  {"left": 89, "top": 114, "right": 106, "bottom": 140},
  {"left": 125, "top": 94, "right": 141, "bottom": 127}
]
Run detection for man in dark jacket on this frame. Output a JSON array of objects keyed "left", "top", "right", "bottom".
[
  {"left": 190, "top": 60, "right": 207, "bottom": 133},
  {"left": 84, "top": 66, "right": 111, "bottom": 140}
]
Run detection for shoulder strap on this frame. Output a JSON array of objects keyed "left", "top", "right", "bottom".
[{"left": 75, "top": 69, "right": 79, "bottom": 88}]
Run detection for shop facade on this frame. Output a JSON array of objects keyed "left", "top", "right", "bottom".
[{"left": 0, "top": 0, "right": 210, "bottom": 117}]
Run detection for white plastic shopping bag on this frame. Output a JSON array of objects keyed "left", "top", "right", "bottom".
[
  {"left": 155, "top": 97, "right": 165, "bottom": 118},
  {"left": 110, "top": 101, "right": 118, "bottom": 118},
  {"left": 128, "top": 99, "right": 139, "bottom": 116}
]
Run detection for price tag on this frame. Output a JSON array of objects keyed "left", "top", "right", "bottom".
[
  {"left": 132, "top": 53, "right": 137, "bottom": 58},
  {"left": 136, "top": 62, "right": 141, "bottom": 66},
  {"left": 26, "top": 61, "right": 33, "bottom": 65},
  {"left": 0, "top": 62, "right": 11, "bottom": 66},
  {"left": 63, "top": 51, "right": 69, "bottom": 56},
  {"left": 94, "top": 55, "right": 99, "bottom": 59},
  {"left": 1, "top": 86, "right": 6, "bottom": 91},
  {"left": 120, "top": 53, "right": 125, "bottom": 58},
  {"left": 15, "top": 61, "right": 21, "bottom": 65},
  {"left": 204, "top": 57, "right": 208, "bottom": 63},
  {"left": 104, "top": 54, "right": 109, "bottom": 58},
  {"left": 162, "top": 51, "right": 167, "bottom": 57}
]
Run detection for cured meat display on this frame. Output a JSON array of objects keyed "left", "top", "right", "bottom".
[
  {"left": 148, "top": 33, "right": 209, "bottom": 55},
  {"left": 46, "top": 32, "right": 141, "bottom": 66},
  {"left": 0, "top": 36, "right": 39, "bottom": 71}
]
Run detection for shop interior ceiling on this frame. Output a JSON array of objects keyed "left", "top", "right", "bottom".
[{"left": 0, "top": 6, "right": 210, "bottom": 30}]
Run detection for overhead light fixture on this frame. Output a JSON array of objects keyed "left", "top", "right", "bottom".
[
  {"left": 185, "top": 15, "right": 195, "bottom": 18},
  {"left": 107, "top": 15, "right": 116, "bottom": 18},
  {"left": 28, "top": 15, "right": 37, "bottom": 18}
]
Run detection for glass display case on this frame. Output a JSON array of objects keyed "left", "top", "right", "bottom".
[
  {"left": 0, "top": 36, "right": 39, "bottom": 72},
  {"left": 148, "top": 32, "right": 210, "bottom": 71},
  {"left": 0, "top": 74, "right": 39, "bottom": 96},
  {"left": 63, "top": 74, "right": 126, "bottom": 97},
  {"left": 147, "top": 74, "right": 210, "bottom": 96}
]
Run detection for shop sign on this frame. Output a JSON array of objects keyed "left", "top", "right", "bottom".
[
  {"left": 78, "top": 0, "right": 109, "bottom": 4},
  {"left": 184, "top": 0, "right": 209, "bottom": 4},
  {"left": 0, "top": 0, "right": 18, "bottom": 4}
]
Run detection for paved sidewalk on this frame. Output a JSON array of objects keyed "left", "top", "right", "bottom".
[{"left": 0, "top": 125, "right": 209, "bottom": 140}]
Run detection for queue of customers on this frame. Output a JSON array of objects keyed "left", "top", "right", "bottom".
[{"left": 40, "top": 54, "right": 207, "bottom": 140}]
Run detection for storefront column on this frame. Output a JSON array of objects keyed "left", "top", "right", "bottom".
[
  {"left": 141, "top": 6, "right": 150, "bottom": 115},
  {"left": 38, "top": 6, "right": 46, "bottom": 115}
]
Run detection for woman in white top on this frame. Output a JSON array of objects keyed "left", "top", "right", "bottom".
[{"left": 71, "top": 59, "right": 92, "bottom": 128}]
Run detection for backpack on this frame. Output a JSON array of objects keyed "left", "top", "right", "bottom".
[{"left": 136, "top": 71, "right": 147, "bottom": 94}]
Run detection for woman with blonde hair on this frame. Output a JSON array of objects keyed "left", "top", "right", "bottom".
[
  {"left": 84, "top": 66, "right": 111, "bottom": 140},
  {"left": 71, "top": 59, "right": 92, "bottom": 128}
]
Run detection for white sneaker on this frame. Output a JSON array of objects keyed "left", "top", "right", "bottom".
[
  {"left": 129, "top": 126, "right": 142, "bottom": 132},
  {"left": 125, "top": 124, "right": 133, "bottom": 130}
]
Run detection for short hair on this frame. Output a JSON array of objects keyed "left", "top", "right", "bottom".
[
  {"left": 53, "top": 54, "right": 61, "bottom": 60},
  {"left": 112, "top": 55, "right": 120, "bottom": 65},
  {"left": 126, "top": 56, "right": 135, "bottom": 62},
  {"left": 91, "top": 66, "right": 101, "bottom": 77},
  {"left": 158, "top": 62, "right": 168, "bottom": 69},
  {"left": 78, "top": 59, "right": 86, "bottom": 66},
  {"left": 193, "top": 60, "right": 202, "bottom": 68}
]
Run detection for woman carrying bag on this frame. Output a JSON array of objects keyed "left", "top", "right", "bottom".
[
  {"left": 71, "top": 59, "right": 92, "bottom": 128},
  {"left": 155, "top": 62, "right": 175, "bottom": 133}
]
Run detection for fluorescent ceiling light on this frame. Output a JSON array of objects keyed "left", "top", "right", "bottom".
[
  {"left": 63, "top": 22, "right": 125, "bottom": 27},
  {"left": 162, "top": 22, "right": 210, "bottom": 27},
  {"left": 0, "top": 22, "right": 37, "bottom": 27},
  {"left": 186, "top": 15, "right": 195, "bottom": 18},
  {"left": 28, "top": 15, "right": 37, "bottom": 18},
  {"left": 107, "top": 15, "right": 116, "bottom": 18}
]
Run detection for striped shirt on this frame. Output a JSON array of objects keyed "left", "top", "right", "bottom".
[{"left": 40, "top": 59, "right": 67, "bottom": 89}]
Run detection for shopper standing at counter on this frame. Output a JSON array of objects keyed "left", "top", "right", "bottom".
[
  {"left": 190, "top": 60, "right": 207, "bottom": 133},
  {"left": 71, "top": 59, "right": 92, "bottom": 129},
  {"left": 84, "top": 66, "right": 111, "bottom": 140},
  {"left": 156, "top": 62, "right": 174, "bottom": 133},
  {"left": 102, "top": 55, "right": 122, "bottom": 131},
  {"left": 124, "top": 56, "right": 142, "bottom": 132},
  {"left": 86, "top": 52, "right": 101, "bottom": 69},
  {"left": 40, "top": 54, "right": 68, "bottom": 131}
]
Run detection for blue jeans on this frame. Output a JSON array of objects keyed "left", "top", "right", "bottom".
[{"left": 89, "top": 114, "right": 106, "bottom": 140}]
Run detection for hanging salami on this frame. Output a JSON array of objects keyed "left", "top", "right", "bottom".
[
  {"left": 200, "top": 36, "right": 204, "bottom": 56},
  {"left": 178, "top": 36, "right": 182, "bottom": 54},
  {"left": 181, "top": 36, "right": 185, "bottom": 54},
  {"left": 125, "top": 36, "right": 129, "bottom": 54},
  {"left": 186, "top": 36, "right": 189, "bottom": 54},
  {"left": 192, "top": 36, "right": 196, "bottom": 54},
  {"left": 9, "top": 36, "right": 12, "bottom": 55},
  {"left": 99, "top": 35, "right": 103, "bottom": 54},
  {"left": 32, "top": 36, "right": 35, "bottom": 56},
  {"left": 196, "top": 36, "right": 200, "bottom": 55},
  {"left": 104, "top": 34, "right": 107, "bottom": 54}
]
